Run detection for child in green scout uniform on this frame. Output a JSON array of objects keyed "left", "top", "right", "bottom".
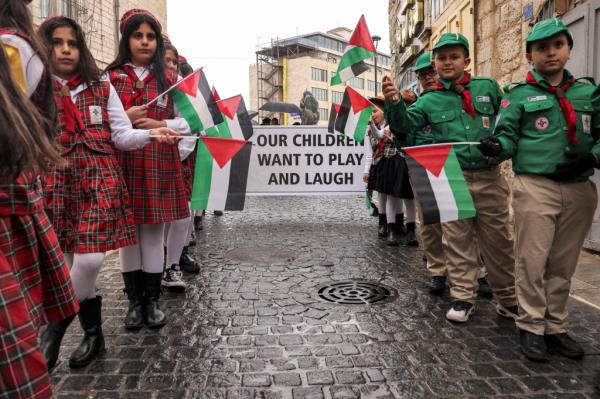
[
  {"left": 479, "top": 18, "right": 599, "bottom": 362},
  {"left": 382, "top": 33, "right": 518, "bottom": 323}
]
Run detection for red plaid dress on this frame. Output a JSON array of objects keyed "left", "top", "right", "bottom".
[
  {"left": 0, "top": 172, "right": 79, "bottom": 399},
  {"left": 44, "top": 81, "right": 137, "bottom": 253},
  {"left": 181, "top": 148, "right": 197, "bottom": 201},
  {"left": 109, "top": 67, "right": 189, "bottom": 224}
]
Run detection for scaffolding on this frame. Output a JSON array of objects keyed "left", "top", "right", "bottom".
[{"left": 255, "top": 37, "right": 317, "bottom": 123}]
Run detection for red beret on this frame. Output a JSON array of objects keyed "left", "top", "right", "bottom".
[
  {"left": 178, "top": 55, "right": 187, "bottom": 64},
  {"left": 119, "top": 9, "right": 161, "bottom": 34},
  {"left": 162, "top": 34, "right": 171, "bottom": 46}
]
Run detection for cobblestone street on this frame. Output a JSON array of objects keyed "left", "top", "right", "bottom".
[{"left": 51, "top": 196, "right": 600, "bottom": 398}]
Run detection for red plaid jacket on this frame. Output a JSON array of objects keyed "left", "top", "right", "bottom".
[{"left": 54, "top": 80, "right": 113, "bottom": 155}]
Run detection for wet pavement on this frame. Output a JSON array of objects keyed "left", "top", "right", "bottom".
[{"left": 51, "top": 196, "right": 600, "bottom": 398}]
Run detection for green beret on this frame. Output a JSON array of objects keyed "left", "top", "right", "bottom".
[
  {"left": 526, "top": 18, "right": 573, "bottom": 45},
  {"left": 412, "top": 51, "right": 433, "bottom": 73},
  {"left": 433, "top": 33, "right": 469, "bottom": 54}
]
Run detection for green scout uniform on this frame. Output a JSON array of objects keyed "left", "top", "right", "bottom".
[
  {"left": 386, "top": 33, "right": 516, "bottom": 314},
  {"left": 492, "top": 19, "right": 600, "bottom": 339}
]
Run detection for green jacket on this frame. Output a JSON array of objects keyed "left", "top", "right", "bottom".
[
  {"left": 495, "top": 69, "right": 600, "bottom": 179},
  {"left": 385, "top": 75, "right": 503, "bottom": 170}
]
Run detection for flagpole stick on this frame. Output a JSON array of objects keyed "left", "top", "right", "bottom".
[
  {"left": 149, "top": 135, "right": 202, "bottom": 140},
  {"left": 402, "top": 142, "right": 481, "bottom": 150},
  {"left": 145, "top": 67, "right": 203, "bottom": 107}
]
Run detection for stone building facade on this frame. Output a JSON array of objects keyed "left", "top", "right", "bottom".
[
  {"left": 30, "top": 0, "right": 167, "bottom": 68},
  {"left": 249, "top": 28, "right": 391, "bottom": 126}
]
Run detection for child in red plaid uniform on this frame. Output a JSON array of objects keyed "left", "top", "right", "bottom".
[
  {"left": 0, "top": 1, "right": 78, "bottom": 397},
  {"left": 36, "top": 16, "right": 180, "bottom": 371},
  {"left": 105, "top": 9, "right": 192, "bottom": 330},
  {"left": 162, "top": 38, "right": 200, "bottom": 277}
]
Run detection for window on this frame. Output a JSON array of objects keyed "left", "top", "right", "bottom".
[
  {"left": 311, "top": 67, "right": 327, "bottom": 82},
  {"left": 39, "top": 0, "right": 52, "bottom": 18},
  {"left": 332, "top": 91, "right": 344, "bottom": 104},
  {"left": 311, "top": 87, "right": 328, "bottom": 102},
  {"left": 348, "top": 77, "right": 364, "bottom": 90},
  {"left": 367, "top": 80, "right": 381, "bottom": 93},
  {"left": 318, "top": 108, "right": 329, "bottom": 121}
]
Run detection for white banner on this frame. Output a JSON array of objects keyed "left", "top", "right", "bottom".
[{"left": 247, "top": 126, "right": 366, "bottom": 195}]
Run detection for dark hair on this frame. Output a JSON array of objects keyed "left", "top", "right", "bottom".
[
  {"left": 164, "top": 43, "right": 179, "bottom": 73},
  {"left": 38, "top": 16, "right": 100, "bottom": 86},
  {"left": 179, "top": 60, "right": 193, "bottom": 77},
  {"left": 525, "top": 32, "right": 573, "bottom": 54},
  {"left": 0, "top": 45, "right": 61, "bottom": 178},
  {"left": 0, "top": 0, "right": 57, "bottom": 136},
  {"left": 105, "top": 14, "right": 168, "bottom": 91}
]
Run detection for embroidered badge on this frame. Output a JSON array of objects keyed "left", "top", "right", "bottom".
[
  {"left": 135, "top": 80, "right": 145, "bottom": 89},
  {"left": 535, "top": 116, "right": 549, "bottom": 131},
  {"left": 476, "top": 96, "right": 491, "bottom": 103},
  {"left": 423, "top": 125, "right": 432, "bottom": 134},
  {"left": 527, "top": 95, "right": 548, "bottom": 102},
  {"left": 582, "top": 114, "right": 591, "bottom": 134},
  {"left": 89, "top": 106, "right": 102, "bottom": 125},
  {"left": 157, "top": 94, "right": 168, "bottom": 108},
  {"left": 482, "top": 116, "right": 490, "bottom": 129},
  {"left": 61, "top": 86, "right": 70, "bottom": 96},
  {"left": 500, "top": 99, "right": 510, "bottom": 108}
]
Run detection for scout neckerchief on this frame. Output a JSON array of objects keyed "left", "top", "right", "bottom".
[
  {"left": 121, "top": 64, "right": 155, "bottom": 110},
  {"left": 55, "top": 74, "right": 85, "bottom": 134},
  {"left": 372, "top": 122, "right": 386, "bottom": 158},
  {"left": 525, "top": 70, "right": 579, "bottom": 144},
  {"left": 435, "top": 73, "right": 476, "bottom": 119}
]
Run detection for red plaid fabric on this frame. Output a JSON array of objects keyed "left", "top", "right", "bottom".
[
  {"left": 109, "top": 67, "right": 189, "bottom": 224},
  {"left": 0, "top": 251, "right": 53, "bottom": 399},
  {"left": 181, "top": 148, "right": 197, "bottom": 201},
  {"left": 45, "top": 81, "right": 136, "bottom": 253}
]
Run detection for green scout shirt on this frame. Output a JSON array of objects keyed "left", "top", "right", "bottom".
[
  {"left": 385, "top": 75, "right": 503, "bottom": 170},
  {"left": 495, "top": 69, "right": 600, "bottom": 179}
]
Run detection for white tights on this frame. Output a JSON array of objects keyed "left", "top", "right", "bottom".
[
  {"left": 64, "top": 252, "right": 105, "bottom": 301},
  {"left": 379, "top": 193, "right": 416, "bottom": 224},
  {"left": 119, "top": 223, "right": 165, "bottom": 273},
  {"left": 164, "top": 212, "right": 193, "bottom": 266}
]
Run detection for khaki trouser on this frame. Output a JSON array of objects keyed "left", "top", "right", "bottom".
[
  {"left": 513, "top": 175, "right": 597, "bottom": 335},
  {"left": 442, "top": 167, "right": 516, "bottom": 306}
]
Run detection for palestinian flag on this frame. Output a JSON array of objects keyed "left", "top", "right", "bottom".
[
  {"left": 331, "top": 87, "right": 371, "bottom": 143},
  {"left": 191, "top": 95, "right": 254, "bottom": 211},
  {"left": 211, "top": 85, "right": 221, "bottom": 101},
  {"left": 330, "top": 15, "right": 376, "bottom": 86},
  {"left": 404, "top": 144, "right": 476, "bottom": 225},
  {"left": 327, "top": 103, "right": 340, "bottom": 134},
  {"left": 192, "top": 137, "right": 251, "bottom": 211},
  {"left": 171, "top": 69, "right": 223, "bottom": 132}
]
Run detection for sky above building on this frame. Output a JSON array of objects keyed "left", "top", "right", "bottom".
[{"left": 167, "top": 0, "right": 390, "bottom": 110}]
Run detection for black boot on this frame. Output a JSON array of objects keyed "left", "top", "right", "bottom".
[
  {"left": 39, "top": 314, "right": 75, "bottom": 370},
  {"left": 519, "top": 329, "right": 548, "bottom": 362},
  {"left": 405, "top": 222, "right": 418, "bottom": 246},
  {"left": 544, "top": 333, "right": 584, "bottom": 359},
  {"left": 370, "top": 204, "right": 379, "bottom": 217},
  {"left": 69, "top": 296, "right": 105, "bottom": 368},
  {"left": 387, "top": 223, "right": 399, "bottom": 246},
  {"left": 180, "top": 246, "right": 200, "bottom": 274},
  {"left": 378, "top": 214, "right": 388, "bottom": 238},
  {"left": 194, "top": 215, "right": 203, "bottom": 231},
  {"left": 143, "top": 272, "right": 167, "bottom": 329},
  {"left": 395, "top": 213, "right": 406, "bottom": 235},
  {"left": 122, "top": 270, "right": 144, "bottom": 330}
]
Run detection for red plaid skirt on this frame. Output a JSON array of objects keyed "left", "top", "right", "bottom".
[
  {"left": 44, "top": 145, "right": 137, "bottom": 253},
  {"left": 181, "top": 149, "right": 197, "bottom": 202},
  {"left": 118, "top": 142, "right": 189, "bottom": 224}
]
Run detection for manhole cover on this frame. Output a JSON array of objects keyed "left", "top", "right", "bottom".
[
  {"left": 225, "top": 248, "right": 295, "bottom": 264},
  {"left": 316, "top": 280, "right": 396, "bottom": 305}
]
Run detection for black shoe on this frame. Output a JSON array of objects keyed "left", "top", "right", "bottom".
[
  {"left": 428, "top": 276, "right": 446, "bottom": 296},
  {"left": 213, "top": 210, "right": 223, "bottom": 216},
  {"left": 180, "top": 246, "right": 200, "bottom": 274},
  {"left": 496, "top": 303, "right": 519, "bottom": 320},
  {"left": 122, "top": 270, "right": 144, "bottom": 330},
  {"left": 544, "top": 333, "right": 584, "bottom": 360},
  {"left": 188, "top": 230, "right": 197, "bottom": 247},
  {"left": 370, "top": 205, "right": 379, "bottom": 217},
  {"left": 405, "top": 222, "right": 418, "bottom": 246},
  {"left": 387, "top": 223, "right": 399, "bottom": 246},
  {"left": 69, "top": 296, "right": 105, "bottom": 368},
  {"left": 39, "top": 314, "right": 75, "bottom": 370},
  {"left": 477, "top": 277, "right": 493, "bottom": 298},
  {"left": 143, "top": 272, "right": 167, "bottom": 329},
  {"left": 395, "top": 213, "right": 406, "bottom": 236},
  {"left": 193, "top": 215, "right": 203, "bottom": 231},
  {"left": 378, "top": 214, "right": 388, "bottom": 238},
  {"left": 519, "top": 329, "right": 548, "bottom": 362}
]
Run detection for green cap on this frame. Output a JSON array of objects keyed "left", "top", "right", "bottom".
[
  {"left": 433, "top": 33, "right": 469, "bottom": 54},
  {"left": 412, "top": 51, "right": 433, "bottom": 73},
  {"left": 526, "top": 18, "right": 573, "bottom": 45}
]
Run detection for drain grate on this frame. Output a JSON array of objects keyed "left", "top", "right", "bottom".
[{"left": 316, "top": 280, "right": 396, "bottom": 305}]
